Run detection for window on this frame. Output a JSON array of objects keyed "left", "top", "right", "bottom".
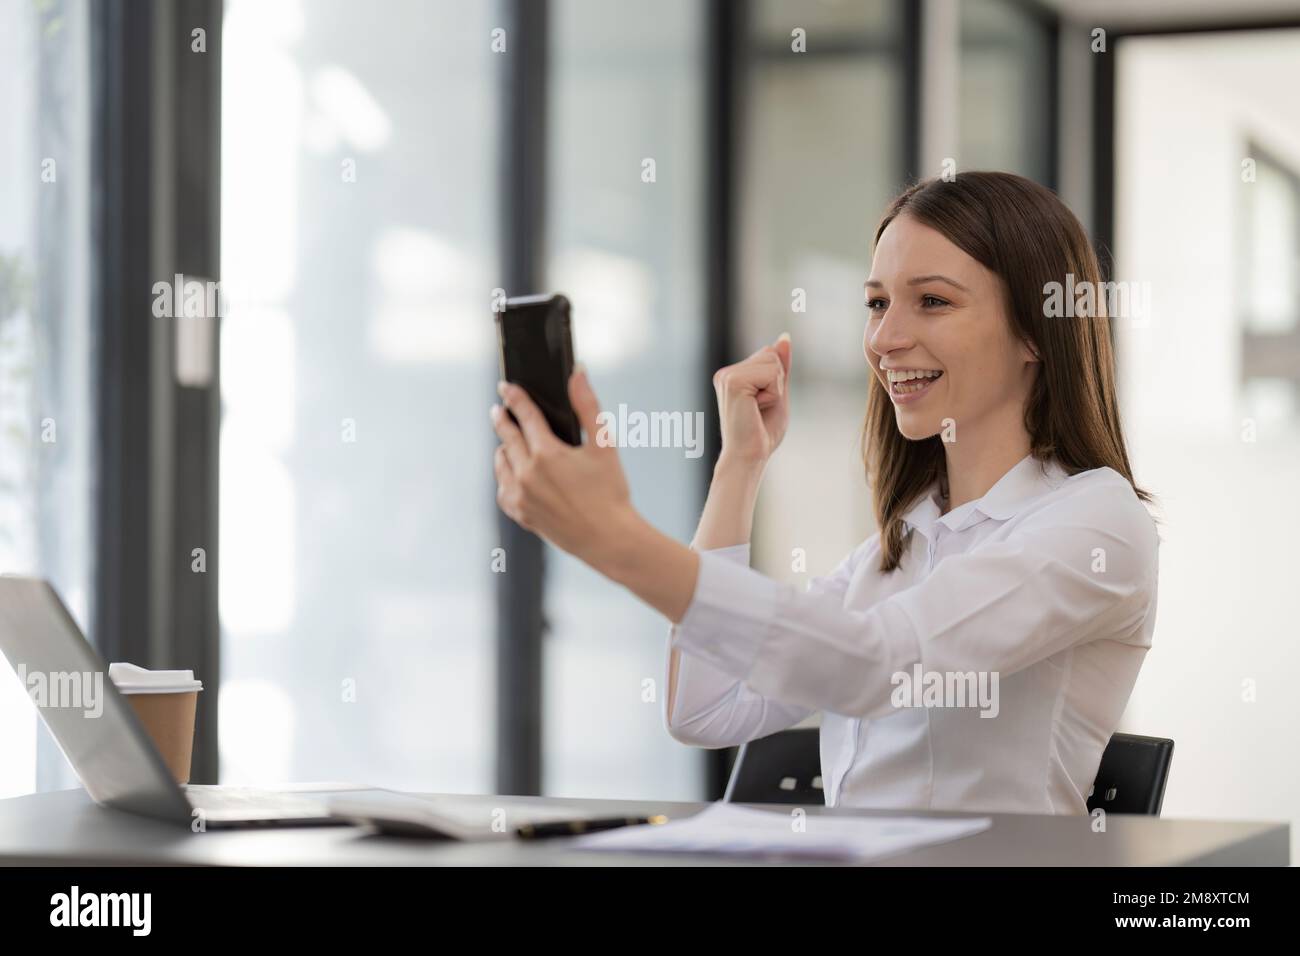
[
  {"left": 1240, "top": 145, "right": 1300, "bottom": 425},
  {"left": 0, "top": 0, "right": 96, "bottom": 798},
  {"left": 542, "top": 0, "right": 706, "bottom": 799},
  {"left": 959, "top": 0, "right": 1054, "bottom": 184},
  {"left": 219, "top": 0, "right": 499, "bottom": 791},
  {"left": 738, "top": 0, "right": 907, "bottom": 587}
]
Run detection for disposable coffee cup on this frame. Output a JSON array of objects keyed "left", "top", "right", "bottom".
[{"left": 108, "top": 663, "right": 203, "bottom": 785}]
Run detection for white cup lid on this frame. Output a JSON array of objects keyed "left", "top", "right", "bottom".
[{"left": 108, "top": 662, "right": 203, "bottom": 694}]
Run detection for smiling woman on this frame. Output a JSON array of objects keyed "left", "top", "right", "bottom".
[
  {"left": 863, "top": 173, "right": 1152, "bottom": 572},
  {"left": 490, "top": 170, "right": 1161, "bottom": 816}
]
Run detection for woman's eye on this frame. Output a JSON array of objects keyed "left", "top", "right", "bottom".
[
  {"left": 866, "top": 298, "right": 887, "bottom": 312},
  {"left": 921, "top": 294, "right": 949, "bottom": 309}
]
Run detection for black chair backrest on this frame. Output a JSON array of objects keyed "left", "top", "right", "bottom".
[
  {"left": 725, "top": 728, "right": 1174, "bottom": 816},
  {"left": 723, "top": 728, "right": 822, "bottom": 805},
  {"left": 1086, "top": 732, "right": 1174, "bottom": 816}
]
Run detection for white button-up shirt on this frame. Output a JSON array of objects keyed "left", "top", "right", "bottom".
[{"left": 666, "top": 454, "right": 1160, "bottom": 815}]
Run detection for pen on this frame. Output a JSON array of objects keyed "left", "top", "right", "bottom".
[{"left": 516, "top": 814, "right": 669, "bottom": 839}]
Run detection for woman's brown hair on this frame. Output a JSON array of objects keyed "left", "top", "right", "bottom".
[{"left": 864, "top": 171, "right": 1153, "bottom": 572}]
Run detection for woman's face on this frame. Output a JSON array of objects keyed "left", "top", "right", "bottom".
[{"left": 864, "top": 213, "right": 1038, "bottom": 442}]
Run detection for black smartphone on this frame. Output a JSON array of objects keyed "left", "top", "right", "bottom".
[{"left": 494, "top": 293, "right": 582, "bottom": 446}]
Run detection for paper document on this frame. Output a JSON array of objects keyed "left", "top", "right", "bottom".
[{"left": 572, "top": 802, "right": 992, "bottom": 863}]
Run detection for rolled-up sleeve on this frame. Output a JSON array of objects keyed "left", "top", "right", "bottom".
[{"left": 671, "top": 485, "right": 1159, "bottom": 720}]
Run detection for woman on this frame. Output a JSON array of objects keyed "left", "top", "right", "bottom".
[{"left": 490, "top": 171, "right": 1159, "bottom": 816}]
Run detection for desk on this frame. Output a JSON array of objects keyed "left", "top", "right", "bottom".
[{"left": 0, "top": 788, "right": 1287, "bottom": 866}]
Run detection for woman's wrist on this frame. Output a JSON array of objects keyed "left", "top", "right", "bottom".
[
  {"left": 591, "top": 505, "right": 700, "bottom": 622},
  {"left": 586, "top": 503, "right": 654, "bottom": 582},
  {"left": 712, "top": 452, "right": 769, "bottom": 502},
  {"left": 705, "top": 454, "right": 764, "bottom": 541},
  {"left": 714, "top": 451, "right": 767, "bottom": 488}
]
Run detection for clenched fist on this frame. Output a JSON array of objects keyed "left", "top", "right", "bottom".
[{"left": 712, "top": 332, "right": 792, "bottom": 468}]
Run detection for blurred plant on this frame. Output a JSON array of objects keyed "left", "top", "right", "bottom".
[
  {"left": 0, "top": 252, "right": 33, "bottom": 324},
  {"left": 33, "top": 0, "right": 64, "bottom": 40},
  {"left": 0, "top": 251, "right": 35, "bottom": 547}
]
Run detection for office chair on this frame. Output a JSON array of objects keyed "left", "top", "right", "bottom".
[
  {"left": 1085, "top": 732, "right": 1175, "bottom": 816},
  {"left": 723, "top": 727, "right": 823, "bottom": 805},
  {"left": 725, "top": 728, "right": 1174, "bottom": 816}
]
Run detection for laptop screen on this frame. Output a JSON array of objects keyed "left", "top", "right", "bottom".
[{"left": 0, "top": 576, "right": 192, "bottom": 824}]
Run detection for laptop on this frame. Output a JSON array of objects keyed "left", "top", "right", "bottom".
[{"left": 0, "top": 575, "right": 369, "bottom": 828}]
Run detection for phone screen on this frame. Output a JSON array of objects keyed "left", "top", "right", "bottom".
[{"left": 495, "top": 294, "right": 582, "bottom": 445}]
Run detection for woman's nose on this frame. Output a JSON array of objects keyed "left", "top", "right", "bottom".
[{"left": 867, "top": 306, "right": 914, "bottom": 359}]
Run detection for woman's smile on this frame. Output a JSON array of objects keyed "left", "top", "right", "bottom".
[{"left": 884, "top": 368, "right": 944, "bottom": 404}]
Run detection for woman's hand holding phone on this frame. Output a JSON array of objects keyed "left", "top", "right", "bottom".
[
  {"left": 491, "top": 366, "right": 638, "bottom": 569},
  {"left": 491, "top": 364, "right": 701, "bottom": 623}
]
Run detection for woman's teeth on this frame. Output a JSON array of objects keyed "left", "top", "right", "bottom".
[{"left": 887, "top": 369, "right": 943, "bottom": 393}]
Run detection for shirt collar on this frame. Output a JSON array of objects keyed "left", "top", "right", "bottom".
[{"left": 901, "top": 454, "right": 1068, "bottom": 539}]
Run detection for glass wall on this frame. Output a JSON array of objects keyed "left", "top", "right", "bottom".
[
  {"left": 958, "top": 0, "right": 1053, "bottom": 183},
  {"left": 0, "top": 0, "right": 96, "bottom": 799},
  {"left": 543, "top": 0, "right": 706, "bottom": 799},
  {"left": 738, "top": 0, "right": 906, "bottom": 588},
  {"left": 220, "top": 0, "right": 499, "bottom": 791}
]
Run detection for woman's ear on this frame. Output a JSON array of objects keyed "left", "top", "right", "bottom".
[{"left": 1021, "top": 337, "right": 1042, "bottom": 364}]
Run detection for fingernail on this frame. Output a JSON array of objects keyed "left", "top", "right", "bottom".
[
  {"left": 497, "top": 381, "right": 509, "bottom": 399},
  {"left": 777, "top": 331, "right": 791, "bottom": 344},
  {"left": 489, "top": 404, "right": 500, "bottom": 420},
  {"left": 573, "top": 362, "right": 587, "bottom": 381}
]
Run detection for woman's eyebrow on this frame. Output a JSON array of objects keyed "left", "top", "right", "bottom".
[
  {"left": 864, "top": 274, "right": 971, "bottom": 292},
  {"left": 908, "top": 274, "right": 971, "bottom": 292}
]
